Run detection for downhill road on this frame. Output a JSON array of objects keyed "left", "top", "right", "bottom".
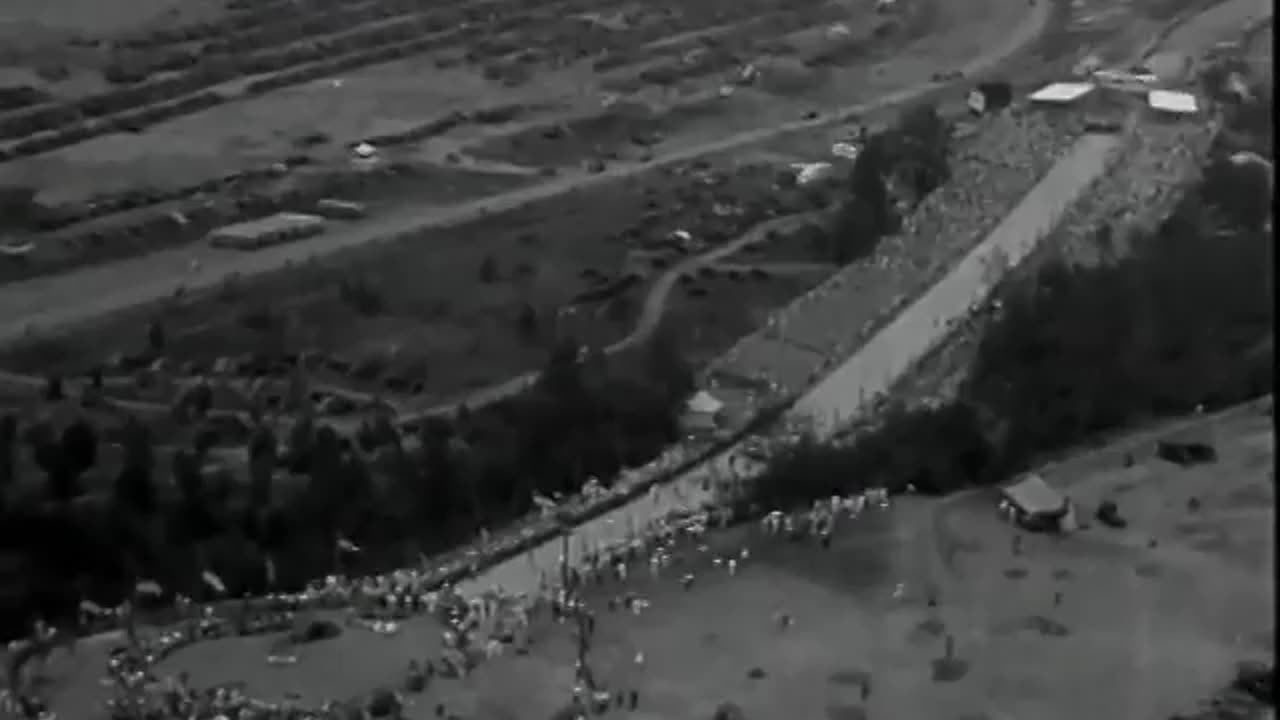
[{"left": 452, "top": 130, "right": 1124, "bottom": 598}]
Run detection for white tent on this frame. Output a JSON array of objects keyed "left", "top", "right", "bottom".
[
  {"left": 792, "top": 162, "right": 834, "bottom": 185},
  {"left": 0, "top": 241, "right": 34, "bottom": 257},
  {"left": 1147, "top": 90, "right": 1198, "bottom": 115},
  {"left": 686, "top": 390, "right": 724, "bottom": 415},
  {"left": 1028, "top": 82, "right": 1095, "bottom": 104},
  {"left": 831, "top": 142, "right": 860, "bottom": 161}
]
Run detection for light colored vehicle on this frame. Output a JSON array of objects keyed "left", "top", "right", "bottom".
[
  {"left": 207, "top": 212, "right": 326, "bottom": 251},
  {"left": 315, "top": 198, "right": 368, "bottom": 220}
]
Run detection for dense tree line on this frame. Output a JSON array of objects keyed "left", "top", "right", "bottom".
[
  {"left": 0, "top": 330, "right": 694, "bottom": 638},
  {"left": 749, "top": 96, "right": 1273, "bottom": 511}
]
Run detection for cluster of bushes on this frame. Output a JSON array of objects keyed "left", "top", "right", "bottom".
[
  {"left": 0, "top": 330, "right": 694, "bottom": 638},
  {"left": 0, "top": 84, "right": 50, "bottom": 113},
  {"left": 747, "top": 98, "right": 1273, "bottom": 510}
]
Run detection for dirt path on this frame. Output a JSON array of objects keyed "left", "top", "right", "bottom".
[{"left": 0, "top": 0, "right": 1053, "bottom": 346}]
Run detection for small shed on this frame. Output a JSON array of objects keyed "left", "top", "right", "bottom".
[
  {"left": 1147, "top": 89, "right": 1200, "bottom": 115},
  {"left": 681, "top": 389, "right": 727, "bottom": 438},
  {"left": 1000, "top": 473, "right": 1071, "bottom": 532},
  {"left": 1156, "top": 425, "right": 1217, "bottom": 466},
  {"left": 1028, "top": 82, "right": 1096, "bottom": 105}
]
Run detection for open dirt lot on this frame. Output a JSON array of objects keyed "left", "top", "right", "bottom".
[{"left": 35, "top": 402, "right": 1273, "bottom": 720}]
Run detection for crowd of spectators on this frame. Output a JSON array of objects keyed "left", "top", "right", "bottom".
[
  {"left": 710, "top": 107, "right": 1084, "bottom": 399},
  {"left": 1046, "top": 115, "right": 1220, "bottom": 264},
  {"left": 10, "top": 472, "right": 752, "bottom": 720},
  {"left": 869, "top": 113, "right": 1217, "bottom": 415}
]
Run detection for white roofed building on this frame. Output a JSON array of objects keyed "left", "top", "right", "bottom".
[
  {"left": 680, "top": 389, "right": 728, "bottom": 439},
  {"left": 1147, "top": 89, "right": 1200, "bottom": 115},
  {"left": 1028, "top": 82, "right": 1096, "bottom": 105},
  {"left": 999, "top": 473, "right": 1074, "bottom": 533}
]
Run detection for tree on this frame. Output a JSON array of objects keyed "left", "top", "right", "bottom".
[
  {"left": 286, "top": 413, "right": 316, "bottom": 473},
  {"left": 538, "top": 336, "right": 587, "bottom": 404},
  {"left": 0, "top": 413, "right": 16, "bottom": 494},
  {"left": 517, "top": 302, "right": 540, "bottom": 343},
  {"left": 893, "top": 102, "right": 952, "bottom": 199},
  {"left": 479, "top": 255, "right": 500, "bottom": 283},
  {"left": 183, "top": 380, "right": 214, "bottom": 417},
  {"left": 643, "top": 324, "right": 695, "bottom": 404},
  {"left": 61, "top": 417, "right": 98, "bottom": 478},
  {"left": 847, "top": 134, "right": 894, "bottom": 238},
  {"left": 43, "top": 375, "right": 64, "bottom": 402},
  {"left": 1201, "top": 156, "right": 1272, "bottom": 232},
  {"left": 114, "top": 417, "right": 156, "bottom": 515},
  {"left": 831, "top": 194, "right": 886, "bottom": 263},
  {"left": 147, "top": 319, "right": 166, "bottom": 353},
  {"left": 248, "top": 424, "right": 278, "bottom": 507},
  {"left": 172, "top": 447, "right": 204, "bottom": 502}
]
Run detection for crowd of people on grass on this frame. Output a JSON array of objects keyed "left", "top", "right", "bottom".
[{"left": 2, "top": 468, "right": 897, "bottom": 720}]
